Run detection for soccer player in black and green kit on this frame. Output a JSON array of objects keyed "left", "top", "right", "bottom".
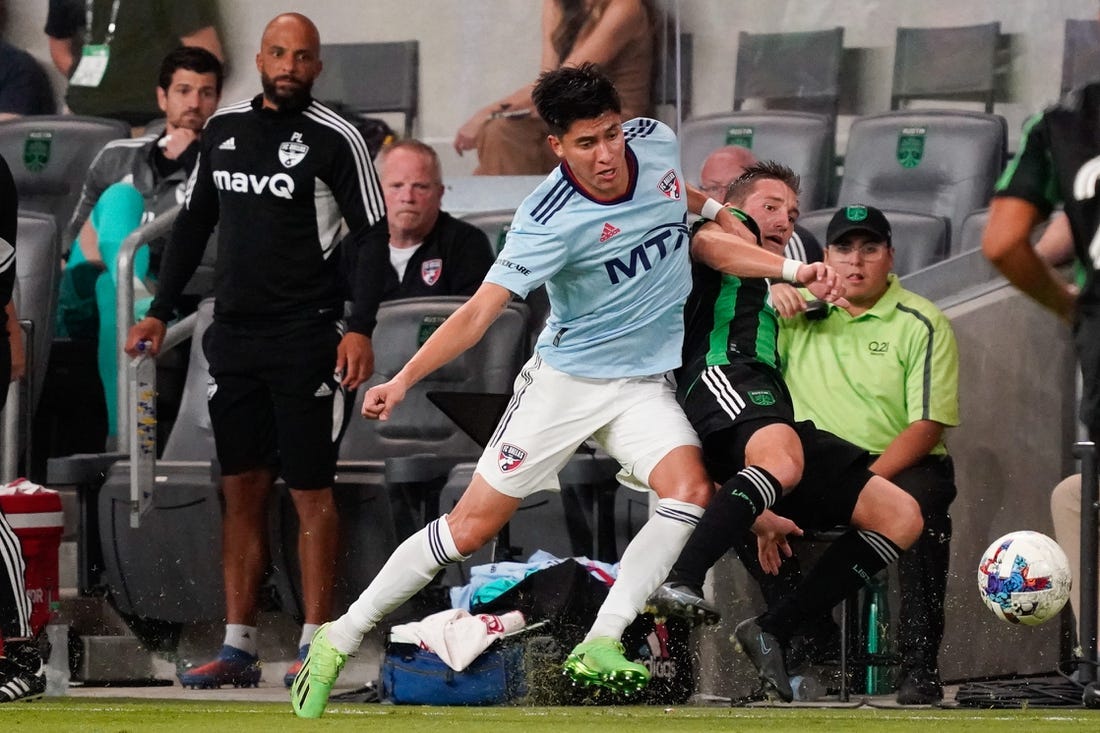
[{"left": 648, "top": 162, "right": 924, "bottom": 701}]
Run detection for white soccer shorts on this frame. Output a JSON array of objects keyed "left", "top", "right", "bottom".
[{"left": 474, "top": 353, "right": 701, "bottom": 498}]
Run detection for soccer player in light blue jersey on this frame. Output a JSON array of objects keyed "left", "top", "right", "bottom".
[{"left": 292, "top": 63, "right": 813, "bottom": 718}]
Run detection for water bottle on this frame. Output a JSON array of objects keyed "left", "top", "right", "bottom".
[
  {"left": 863, "top": 574, "right": 891, "bottom": 695},
  {"left": 44, "top": 615, "right": 70, "bottom": 696}
]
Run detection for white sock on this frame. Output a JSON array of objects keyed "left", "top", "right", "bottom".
[
  {"left": 326, "top": 516, "right": 469, "bottom": 654},
  {"left": 299, "top": 623, "right": 320, "bottom": 650},
  {"left": 584, "top": 498, "right": 704, "bottom": 642},
  {"left": 224, "top": 624, "right": 259, "bottom": 657}
]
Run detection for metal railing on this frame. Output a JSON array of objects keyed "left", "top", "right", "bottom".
[{"left": 113, "top": 206, "right": 197, "bottom": 443}]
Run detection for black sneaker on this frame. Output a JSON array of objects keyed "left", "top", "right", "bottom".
[
  {"left": 644, "top": 582, "right": 721, "bottom": 626},
  {"left": 734, "top": 617, "right": 793, "bottom": 702},
  {"left": 896, "top": 670, "right": 943, "bottom": 705},
  {"left": 0, "top": 645, "right": 46, "bottom": 703}
]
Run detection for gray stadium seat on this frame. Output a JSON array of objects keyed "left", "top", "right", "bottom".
[
  {"left": 680, "top": 112, "right": 834, "bottom": 210},
  {"left": 1063, "top": 19, "right": 1100, "bottom": 95},
  {"left": 0, "top": 211, "right": 60, "bottom": 478},
  {"left": 0, "top": 116, "right": 130, "bottom": 243},
  {"left": 734, "top": 28, "right": 844, "bottom": 116},
  {"left": 159, "top": 300, "right": 216, "bottom": 461},
  {"left": 799, "top": 207, "right": 951, "bottom": 277},
  {"left": 340, "top": 296, "right": 529, "bottom": 466},
  {"left": 836, "top": 110, "right": 1006, "bottom": 242},
  {"left": 955, "top": 207, "right": 989, "bottom": 256},
  {"left": 892, "top": 23, "right": 1002, "bottom": 112},
  {"left": 311, "top": 41, "right": 419, "bottom": 138},
  {"left": 459, "top": 209, "right": 514, "bottom": 255},
  {"left": 14, "top": 211, "right": 60, "bottom": 410}
]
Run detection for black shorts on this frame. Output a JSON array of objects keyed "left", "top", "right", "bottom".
[
  {"left": 203, "top": 319, "right": 347, "bottom": 489},
  {"left": 682, "top": 361, "right": 794, "bottom": 446},
  {"left": 770, "top": 422, "right": 874, "bottom": 530}
]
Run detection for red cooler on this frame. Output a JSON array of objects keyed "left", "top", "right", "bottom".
[{"left": 0, "top": 479, "right": 64, "bottom": 635}]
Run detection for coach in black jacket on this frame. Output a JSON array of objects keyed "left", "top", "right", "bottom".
[{"left": 352, "top": 139, "right": 494, "bottom": 332}]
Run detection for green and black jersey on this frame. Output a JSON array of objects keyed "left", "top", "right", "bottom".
[
  {"left": 678, "top": 208, "right": 780, "bottom": 397},
  {"left": 995, "top": 82, "right": 1100, "bottom": 307}
]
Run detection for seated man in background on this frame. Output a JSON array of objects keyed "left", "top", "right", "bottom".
[
  {"left": 351, "top": 139, "right": 494, "bottom": 316},
  {"left": 58, "top": 45, "right": 222, "bottom": 439},
  {"left": 698, "top": 145, "right": 822, "bottom": 265},
  {"left": 349, "top": 138, "right": 496, "bottom": 545},
  {"left": 777, "top": 205, "right": 960, "bottom": 705}
]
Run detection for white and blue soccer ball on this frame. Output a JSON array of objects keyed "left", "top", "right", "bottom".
[{"left": 976, "top": 530, "right": 1072, "bottom": 626}]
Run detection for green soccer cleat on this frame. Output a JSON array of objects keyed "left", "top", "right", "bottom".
[
  {"left": 290, "top": 623, "right": 348, "bottom": 719},
  {"left": 562, "top": 636, "right": 650, "bottom": 695}
]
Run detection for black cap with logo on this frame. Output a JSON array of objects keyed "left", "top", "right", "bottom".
[{"left": 826, "top": 204, "right": 892, "bottom": 246}]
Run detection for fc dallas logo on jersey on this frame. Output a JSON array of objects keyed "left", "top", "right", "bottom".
[
  {"left": 279, "top": 132, "right": 309, "bottom": 168},
  {"left": 658, "top": 169, "right": 681, "bottom": 200},
  {"left": 421, "top": 258, "right": 442, "bottom": 286},
  {"left": 599, "top": 222, "right": 621, "bottom": 242},
  {"left": 498, "top": 443, "right": 527, "bottom": 473}
]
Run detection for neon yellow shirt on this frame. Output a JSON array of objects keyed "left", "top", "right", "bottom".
[{"left": 778, "top": 275, "right": 959, "bottom": 454}]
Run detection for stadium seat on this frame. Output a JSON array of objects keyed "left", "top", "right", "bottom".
[
  {"left": 311, "top": 41, "right": 419, "bottom": 137},
  {"left": 0, "top": 212, "right": 61, "bottom": 478},
  {"left": 13, "top": 211, "right": 60, "bottom": 410},
  {"left": 799, "top": 207, "right": 951, "bottom": 277},
  {"left": 680, "top": 112, "right": 834, "bottom": 210},
  {"left": 734, "top": 27, "right": 844, "bottom": 116},
  {"left": 459, "top": 208, "right": 514, "bottom": 254},
  {"left": 955, "top": 207, "right": 989, "bottom": 256},
  {"left": 836, "top": 110, "right": 1006, "bottom": 242},
  {"left": 0, "top": 116, "right": 130, "bottom": 242},
  {"left": 1062, "top": 19, "right": 1100, "bottom": 95},
  {"left": 891, "top": 23, "right": 1003, "bottom": 112}
]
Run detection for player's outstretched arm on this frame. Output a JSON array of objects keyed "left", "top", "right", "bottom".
[{"left": 361, "top": 282, "right": 514, "bottom": 420}]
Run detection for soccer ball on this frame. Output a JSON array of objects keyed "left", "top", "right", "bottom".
[{"left": 976, "top": 530, "right": 1071, "bottom": 626}]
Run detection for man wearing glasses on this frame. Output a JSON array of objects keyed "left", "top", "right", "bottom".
[{"left": 777, "top": 204, "right": 960, "bottom": 705}]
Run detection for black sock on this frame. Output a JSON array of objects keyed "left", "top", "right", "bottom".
[
  {"left": 760, "top": 528, "right": 901, "bottom": 644},
  {"left": 667, "top": 465, "right": 781, "bottom": 589}
]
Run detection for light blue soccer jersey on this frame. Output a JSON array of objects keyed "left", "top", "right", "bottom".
[{"left": 485, "top": 118, "right": 691, "bottom": 378}]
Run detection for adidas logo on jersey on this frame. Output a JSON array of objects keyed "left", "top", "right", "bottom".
[
  {"left": 600, "top": 222, "right": 621, "bottom": 242},
  {"left": 219, "top": 137, "right": 237, "bottom": 150},
  {"left": 314, "top": 383, "right": 333, "bottom": 397}
]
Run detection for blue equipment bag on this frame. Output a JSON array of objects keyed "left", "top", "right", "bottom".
[{"left": 380, "top": 641, "right": 527, "bottom": 705}]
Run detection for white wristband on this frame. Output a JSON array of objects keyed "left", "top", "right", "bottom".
[
  {"left": 781, "top": 258, "right": 802, "bottom": 283},
  {"left": 700, "top": 197, "right": 723, "bottom": 221}
]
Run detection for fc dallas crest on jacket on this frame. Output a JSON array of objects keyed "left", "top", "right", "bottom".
[
  {"left": 421, "top": 258, "right": 442, "bottom": 286},
  {"left": 658, "top": 169, "right": 681, "bottom": 200},
  {"left": 498, "top": 443, "right": 527, "bottom": 472}
]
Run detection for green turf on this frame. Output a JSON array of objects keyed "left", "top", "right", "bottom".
[{"left": 2, "top": 700, "right": 1099, "bottom": 732}]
